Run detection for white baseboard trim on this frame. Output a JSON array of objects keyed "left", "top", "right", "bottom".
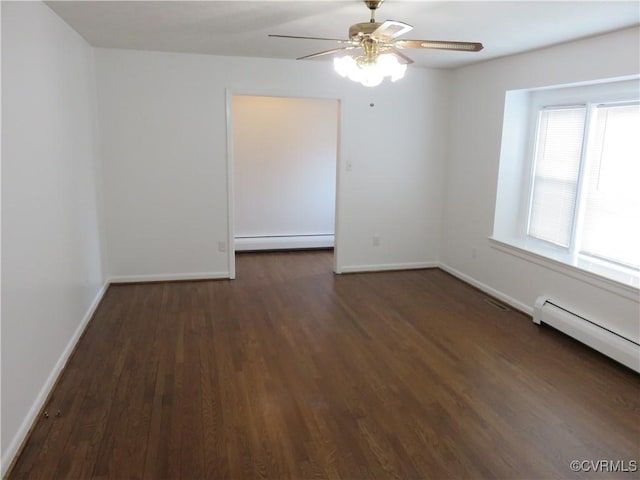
[
  {"left": 109, "top": 271, "right": 230, "bottom": 283},
  {"left": 235, "top": 234, "right": 334, "bottom": 251},
  {"left": 339, "top": 261, "right": 438, "bottom": 274},
  {"left": 1, "top": 282, "right": 109, "bottom": 478},
  {"left": 438, "top": 262, "right": 533, "bottom": 316}
]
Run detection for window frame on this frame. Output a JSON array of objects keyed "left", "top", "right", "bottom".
[{"left": 521, "top": 82, "right": 640, "bottom": 272}]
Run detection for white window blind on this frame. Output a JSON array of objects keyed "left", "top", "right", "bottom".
[
  {"left": 579, "top": 103, "right": 640, "bottom": 268},
  {"left": 528, "top": 107, "right": 586, "bottom": 247}
]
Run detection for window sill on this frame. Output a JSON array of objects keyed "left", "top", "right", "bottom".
[{"left": 489, "top": 237, "right": 639, "bottom": 302}]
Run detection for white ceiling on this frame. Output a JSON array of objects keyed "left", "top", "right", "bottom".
[{"left": 46, "top": 1, "right": 640, "bottom": 69}]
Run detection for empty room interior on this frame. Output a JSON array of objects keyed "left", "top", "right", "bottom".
[{"left": 1, "top": 1, "right": 639, "bottom": 478}]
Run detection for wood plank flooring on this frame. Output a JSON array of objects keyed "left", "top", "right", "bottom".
[{"left": 8, "top": 251, "right": 640, "bottom": 479}]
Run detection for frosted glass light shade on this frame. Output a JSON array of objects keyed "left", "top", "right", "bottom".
[{"left": 333, "top": 53, "right": 407, "bottom": 87}]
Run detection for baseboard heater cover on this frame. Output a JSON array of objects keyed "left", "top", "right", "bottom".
[
  {"left": 533, "top": 297, "right": 640, "bottom": 372},
  {"left": 235, "top": 234, "right": 334, "bottom": 251}
]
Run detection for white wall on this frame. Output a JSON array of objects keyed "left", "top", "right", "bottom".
[
  {"left": 1, "top": 2, "right": 106, "bottom": 475},
  {"left": 233, "top": 95, "right": 338, "bottom": 250},
  {"left": 95, "top": 48, "right": 449, "bottom": 278},
  {"left": 442, "top": 27, "right": 640, "bottom": 341}
]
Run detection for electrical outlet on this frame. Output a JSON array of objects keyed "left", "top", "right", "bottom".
[
  {"left": 218, "top": 241, "right": 227, "bottom": 253},
  {"left": 372, "top": 234, "right": 380, "bottom": 247}
]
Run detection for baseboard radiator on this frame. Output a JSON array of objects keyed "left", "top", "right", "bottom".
[
  {"left": 533, "top": 297, "right": 640, "bottom": 373},
  {"left": 235, "top": 234, "right": 334, "bottom": 252}
]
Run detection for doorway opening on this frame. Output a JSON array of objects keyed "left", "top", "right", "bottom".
[{"left": 227, "top": 93, "right": 341, "bottom": 278}]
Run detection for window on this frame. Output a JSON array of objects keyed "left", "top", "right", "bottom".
[
  {"left": 528, "top": 101, "right": 640, "bottom": 271},
  {"left": 528, "top": 106, "right": 586, "bottom": 247},
  {"left": 493, "top": 77, "right": 640, "bottom": 291},
  {"left": 580, "top": 104, "right": 640, "bottom": 268}
]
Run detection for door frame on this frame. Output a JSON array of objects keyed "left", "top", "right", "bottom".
[{"left": 225, "top": 88, "right": 345, "bottom": 278}]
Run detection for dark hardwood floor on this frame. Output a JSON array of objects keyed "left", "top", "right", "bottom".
[{"left": 8, "top": 251, "right": 639, "bottom": 479}]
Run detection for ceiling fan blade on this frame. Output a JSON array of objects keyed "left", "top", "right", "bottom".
[
  {"left": 395, "top": 39, "right": 484, "bottom": 52},
  {"left": 269, "top": 34, "right": 349, "bottom": 43},
  {"left": 388, "top": 47, "right": 414, "bottom": 65},
  {"left": 297, "top": 46, "right": 358, "bottom": 61},
  {"left": 372, "top": 20, "right": 413, "bottom": 41}
]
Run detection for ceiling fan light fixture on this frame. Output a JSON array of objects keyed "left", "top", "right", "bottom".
[
  {"left": 333, "top": 53, "right": 406, "bottom": 87},
  {"left": 272, "top": 0, "right": 483, "bottom": 87}
]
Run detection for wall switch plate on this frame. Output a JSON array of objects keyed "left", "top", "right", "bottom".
[
  {"left": 373, "top": 234, "right": 380, "bottom": 247},
  {"left": 218, "top": 241, "right": 227, "bottom": 253}
]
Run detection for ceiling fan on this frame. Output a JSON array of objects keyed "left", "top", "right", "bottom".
[{"left": 269, "top": 0, "right": 483, "bottom": 87}]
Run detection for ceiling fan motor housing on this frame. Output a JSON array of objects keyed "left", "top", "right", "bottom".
[{"left": 349, "top": 22, "right": 382, "bottom": 40}]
